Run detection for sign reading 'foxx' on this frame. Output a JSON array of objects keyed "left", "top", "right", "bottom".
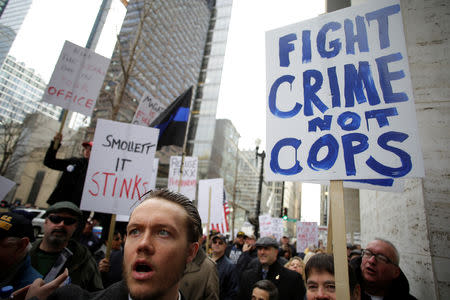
[
  {"left": 266, "top": 0, "right": 424, "bottom": 181},
  {"left": 81, "top": 119, "right": 158, "bottom": 215}
]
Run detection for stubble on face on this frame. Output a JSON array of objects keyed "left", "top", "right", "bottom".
[{"left": 123, "top": 199, "right": 197, "bottom": 300}]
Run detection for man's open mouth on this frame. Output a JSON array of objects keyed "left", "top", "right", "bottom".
[{"left": 132, "top": 260, "right": 154, "bottom": 280}]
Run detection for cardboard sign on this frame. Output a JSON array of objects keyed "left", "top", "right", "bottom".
[
  {"left": 0, "top": 175, "right": 15, "bottom": 200},
  {"left": 259, "top": 215, "right": 284, "bottom": 240},
  {"left": 259, "top": 214, "right": 273, "bottom": 237},
  {"left": 296, "top": 221, "right": 319, "bottom": 253},
  {"left": 115, "top": 157, "right": 159, "bottom": 222},
  {"left": 80, "top": 119, "right": 158, "bottom": 215},
  {"left": 167, "top": 156, "right": 198, "bottom": 201},
  {"left": 198, "top": 178, "right": 224, "bottom": 227},
  {"left": 132, "top": 94, "right": 165, "bottom": 126},
  {"left": 42, "top": 41, "right": 110, "bottom": 116},
  {"left": 266, "top": 0, "right": 424, "bottom": 181}
]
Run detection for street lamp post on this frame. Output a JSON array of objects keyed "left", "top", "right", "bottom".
[{"left": 254, "top": 142, "right": 265, "bottom": 238}]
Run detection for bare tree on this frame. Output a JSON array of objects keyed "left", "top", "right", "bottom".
[
  {"left": 104, "top": 0, "right": 161, "bottom": 121},
  {"left": 0, "top": 120, "right": 27, "bottom": 177}
]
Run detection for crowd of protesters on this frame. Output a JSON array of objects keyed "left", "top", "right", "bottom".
[{"left": 1, "top": 190, "right": 418, "bottom": 300}]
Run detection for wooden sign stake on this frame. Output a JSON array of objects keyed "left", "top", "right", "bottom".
[
  {"left": 330, "top": 180, "right": 350, "bottom": 300},
  {"left": 105, "top": 214, "right": 117, "bottom": 260},
  {"left": 205, "top": 187, "right": 212, "bottom": 255}
]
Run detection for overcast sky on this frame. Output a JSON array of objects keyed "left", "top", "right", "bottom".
[{"left": 10, "top": 0, "right": 324, "bottom": 224}]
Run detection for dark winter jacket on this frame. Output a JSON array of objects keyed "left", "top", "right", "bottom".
[
  {"left": 237, "top": 260, "right": 305, "bottom": 300},
  {"left": 351, "top": 256, "right": 418, "bottom": 300},
  {"left": 30, "top": 238, "right": 103, "bottom": 292},
  {"left": 215, "top": 255, "right": 238, "bottom": 300},
  {"left": 40, "top": 280, "right": 187, "bottom": 300},
  {"left": 235, "top": 248, "right": 257, "bottom": 279},
  {"left": 44, "top": 141, "right": 89, "bottom": 206}
]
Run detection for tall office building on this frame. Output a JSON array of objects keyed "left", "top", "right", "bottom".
[
  {"left": 209, "top": 118, "right": 240, "bottom": 195},
  {"left": 91, "top": 0, "right": 212, "bottom": 129},
  {"left": 186, "top": 0, "right": 233, "bottom": 179},
  {"left": 0, "top": 0, "right": 32, "bottom": 68},
  {"left": 0, "top": 55, "right": 61, "bottom": 123}
]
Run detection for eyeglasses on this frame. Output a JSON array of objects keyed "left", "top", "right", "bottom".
[
  {"left": 212, "top": 240, "right": 225, "bottom": 245},
  {"left": 362, "top": 249, "right": 396, "bottom": 265},
  {"left": 48, "top": 215, "right": 77, "bottom": 226}
]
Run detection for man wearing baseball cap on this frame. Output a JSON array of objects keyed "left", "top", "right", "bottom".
[
  {"left": 43, "top": 132, "right": 92, "bottom": 207},
  {"left": 0, "top": 212, "right": 42, "bottom": 292},
  {"left": 29, "top": 202, "right": 103, "bottom": 292},
  {"left": 211, "top": 234, "right": 238, "bottom": 300},
  {"left": 237, "top": 236, "right": 305, "bottom": 300}
]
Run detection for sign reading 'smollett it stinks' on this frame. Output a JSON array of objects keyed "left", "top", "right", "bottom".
[
  {"left": 80, "top": 119, "right": 158, "bottom": 215},
  {"left": 265, "top": 0, "right": 424, "bottom": 181}
]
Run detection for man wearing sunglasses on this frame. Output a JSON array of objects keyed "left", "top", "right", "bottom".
[
  {"left": 350, "top": 238, "right": 417, "bottom": 300},
  {"left": 30, "top": 201, "right": 103, "bottom": 292},
  {"left": 211, "top": 233, "right": 238, "bottom": 300}
]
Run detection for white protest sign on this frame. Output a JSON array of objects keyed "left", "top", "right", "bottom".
[
  {"left": 0, "top": 175, "right": 15, "bottom": 200},
  {"left": 266, "top": 0, "right": 424, "bottom": 181},
  {"left": 296, "top": 221, "right": 319, "bottom": 253},
  {"left": 42, "top": 40, "right": 110, "bottom": 116},
  {"left": 80, "top": 119, "right": 158, "bottom": 215},
  {"left": 198, "top": 178, "right": 224, "bottom": 228},
  {"left": 259, "top": 214, "right": 273, "bottom": 237},
  {"left": 304, "top": 177, "right": 404, "bottom": 192},
  {"left": 115, "top": 158, "right": 159, "bottom": 223},
  {"left": 167, "top": 156, "right": 197, "bottom": 201},
  {"left": 132, "top": 94, "right": 165, "bottom": 126},
  {"left": 271, "top": 217, "right": 285, "bottom": 241}
]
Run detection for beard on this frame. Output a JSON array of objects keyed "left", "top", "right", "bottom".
[{"left": 46, "top": 229, "right": 69, "bottom": 248}]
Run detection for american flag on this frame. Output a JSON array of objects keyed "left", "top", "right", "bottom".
[{"left": 223, "top": 191, "right": 230, "bottom": 232}]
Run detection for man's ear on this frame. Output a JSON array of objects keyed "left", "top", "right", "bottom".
[
  {"left": 17, "top": 237, "right": 30, "bottom": 252},
  {"left": 186, "top": 242, "right": 199, "bottom": 263},
  {"left": 393, "top": 265, "right": 401, "bottom": 278}
]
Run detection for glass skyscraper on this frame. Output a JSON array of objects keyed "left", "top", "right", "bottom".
[
  {"left": 187, "top": 0, "right": 233, "bottom": 180},
  {"left": 0, "top": 0, "right": 32, "bottom": 68},
  {"left": 0, "top": 55, "right": 61, "bottom": 123}
]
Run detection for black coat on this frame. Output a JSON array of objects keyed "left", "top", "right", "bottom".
[
  {"left": 44, "top": 141, "right": 89, "bottom": 206},
  {"left": 351, "top": 256, "right": 417, "bottom": 300},
  {"left": 41, "top": 280, "right": 187, "bottom": 300},
  {"left": 237, "top": 260, "right": 305, "bottom": 300}
]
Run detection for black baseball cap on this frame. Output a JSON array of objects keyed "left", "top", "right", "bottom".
[{"left": 0, "top": 212, "right": 35, "bottom": 242}]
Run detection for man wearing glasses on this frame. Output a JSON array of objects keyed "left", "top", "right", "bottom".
[
  {"left": 351, "top": 238, "right": 417, "bottom": 300},
  {"left": 29, "top": 201, "right": 103, "bottom": 292}
]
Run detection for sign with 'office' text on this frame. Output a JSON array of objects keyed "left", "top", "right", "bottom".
[
  {"left": 81, "top": 119, "right": 158, "bottom": 215},
  {"left": 266, "top": 0, "right": 424, "bottom": 181},
  {"left": 43, "top": 41, "right": 110, "bottom": 116}
]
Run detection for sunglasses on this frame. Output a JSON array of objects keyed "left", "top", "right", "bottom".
[
  {"left": 48, "top": 215, "right": 78, "bottom": 226},
  {"left": 212, "top": 239, "right": 225, "bottom": 245}
]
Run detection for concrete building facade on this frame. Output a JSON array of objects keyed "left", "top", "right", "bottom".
[
  {"left": 351, "top": 0, "right": 450, "bottom": 299},
  {"left": 0, "top": 55, "right": 60, "bottom": 123}
]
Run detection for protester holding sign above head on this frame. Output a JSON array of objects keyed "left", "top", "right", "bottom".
[{"left": 43, "top": 132, "right": 91, "bottom": 207}]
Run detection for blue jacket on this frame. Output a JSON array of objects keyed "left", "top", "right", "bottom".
[{"left": 9, "top": 255, "right": 42, "bottom": 292}]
